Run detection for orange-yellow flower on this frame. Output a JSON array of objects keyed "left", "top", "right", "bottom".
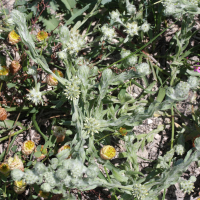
[
  {"left": 119, "top": 127, "right": 127, "bottom": 136},
  {"left": 0, "top": 162, "right": 10, "bottom": 175},
  {"left": 37, "top": 30, "right": 48, "bottom": 41},
  {"left": 46, "top": 70, "right": 64, "bottom": 86},
  {"left": 58, "top": 145, "right": 70, "bottom": 153},
  {"left": 13, "top": 180, "right": 26, "bottom": 194},
  {"left": 7, "top": 155, "right": 24, "bottom": 171},
  {"left": 0, "top": 66, "right": 9, "bottom": 76},
  {"left": 22, "top": 140, "right": 35, "bottom": 155},
  {"left": 8, "top": 30, "right": 20, "bottom": 45},
  {"left": 38, "top": 190, "right": 50, "bottom": 199},
  {"left": 100, "top": 145, "right": 116, "bottom": 160}
]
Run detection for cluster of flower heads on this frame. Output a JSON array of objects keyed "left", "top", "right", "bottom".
[
  {"left": 62, "top": 29, "right": 85, "bottom": 55},
  {"left": 162, "top": 0, "right": 200, "bottom": 17},
  {"left": 83, "top": 117, "right": 100, "bottom": 135},
  {"left": 101, "top": 0, "right": 150, "bottom": 42},
  {"left": 120, "top": 49, "right": 138, "bottom": 66}
]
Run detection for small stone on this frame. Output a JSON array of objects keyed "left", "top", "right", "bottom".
[{"left": 147, "top": 119, "right": 153, "bottom": 124}]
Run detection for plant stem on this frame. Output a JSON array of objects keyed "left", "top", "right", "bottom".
[
  {"left": 104, "top": 166, "right": 111, "bottom": 183},
  {"left": 0, "top": 129, "right": 24, "bottom": 142},
  {"left": 171, "top": 106, "right": 175, "bottom": 149}
]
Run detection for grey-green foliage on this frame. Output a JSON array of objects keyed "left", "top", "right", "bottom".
[
  {"left": 11, "top": 156, "right": 100, "bottom": 197},
  {"left": 179, "top": 176, "right": 196, "bottom": 194}
]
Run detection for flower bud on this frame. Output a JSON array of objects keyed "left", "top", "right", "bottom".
[
  {"left": 38, "top": 190, "right": 50, "bottom": 199},
  {"left": 13, "top": 180, "right": 26, "bottom": 194},
  {"left": 53, "top": 126, "right": 66, "bottom": 143},
  {"left": 46, "top": 70, "right": 64, "bottom": 86},
  {"left": 0, "top": 107, "right": 7, "bottom": 121},
  {"left": 8, "top": 30, "right": 20, "bottom": 45},
  {"left": 37, "top": 30, "right": 48, "bottom": 42},
  {"left": 10, "top": 60, "right": 21, "bottom": 74},
  {"left": 100, "top": 145, "right": 116, "bottom": 160},
  {"left": 0, "top": 162, "right": 10, "bottom": 176},
  {"left": 7, "top": 155, "right": 24, "bottom": 171},
  {"left": 119, "top": 127, "right": 127, "bottom": 136},
  {"left": 22, "top": 140, "right": 35, "bottom": 155},
  {"left": 35, "top": 145, "right": 48, "bottom": 161},
  {"left": 0, "top": 66, "right": 9, "bottom": 76}
]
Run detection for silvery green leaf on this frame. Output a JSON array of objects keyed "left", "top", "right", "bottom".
[
  {"left": 56, "top": 149, "right": 71, "bottom": 161},
  {"left": 78, "top": 65, "right": 90, "bottom": 86},
  {"left": 60, "top": 26, "right": 70, "bottom": 43},
  {"left": 89, "top": 66, "right": 98, "bottom": 77},
  {"left": 194, "top": 137, "right": 200, "bottom": 151},
  {"left": 112, "top": 169, "right": 128, "bottom": 183}
]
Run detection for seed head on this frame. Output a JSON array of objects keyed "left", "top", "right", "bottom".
[{"left": 7, "top": 155, "right": 24, "bottom": 171}]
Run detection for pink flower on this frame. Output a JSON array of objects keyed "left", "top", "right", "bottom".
[{"left": 194, "top": 62, "right": 200, "bottom": 73}]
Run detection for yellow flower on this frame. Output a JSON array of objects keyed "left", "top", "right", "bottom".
[
  {"left": 46, "top": 69, "right": 64, "bottom": 86},
  {"left": 0, "top": 162, "right": 10, "bottom": 175},
  {"left": 38, "top": 190, "right": 50, "bottom": 199},
  {"left": 22, "top": 140, "right": 35, "bottom": 155},
  {"left": 119, "top": 127, "right": 127, "bottom": 136},
  {"left": 8, "top": 30, "right": 20, "bottom": 45},
  {"left": 100, "top": 145, "right": 116, "bottom": 160},
  {"left": 58, "top": 145, "right": 70, "bottom": 153},
  {"left": 0, "top": 66, "right": 9, "bottom": 76},
  {"left": 13, "top": 180, "right": 26, "bottom": 194},
  {"left": 7, "top": 155, "right": 24, "bottom": 171},
  {"left": 37, "top": 30, "right": 48, "bottom": 41}
]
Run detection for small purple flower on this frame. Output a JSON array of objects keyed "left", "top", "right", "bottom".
[{"left": 194, "top": 62, "right": 200, "bottom": 73}]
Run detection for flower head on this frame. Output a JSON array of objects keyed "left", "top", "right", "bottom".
[
  {"left": 101, "top": 25, "right": 116, "bottom": 42},
  {"left": 38, "top": 190, "right": 50, "bottom": 199},
  {"left": 7, "top": 155, "right": 24, "bottom": 171},
  {"left": 141, "top": 22, "right": 150, "bottom": 33},
  {"left": 119, "top": 127, "right": 127, "bottom": 136},
  {"left": 0, "top": 107, "right": 7, "bottom": 121},
  {"left": 8, "top": 30, "right": 20, "bottom": 45},
  {"left": 13, "top": 180, "right": 26, "bottom": 194},
  {"left": 194, "top": 62, "right": 200, "bottom": 73},
  {"left": 132, "top": 184, "right": 148, "bottom": 199},
  {"left": 37, "top": 30, "right": 48, "bottom": 41},
  {"left": 127, "top": 5, "right": 136, "bottom": 15},
  {"left": 64, "top": 76, "right": 81, "bottom": 100},
  {"left": 0, "top": 162, "right": 10, "bottom": 175},
  {"left": 125, "top": 22, "right": 139, "bottom": 36},
  {"left": 100, "top": 145, "right": 116, "bottom": 160},
  {"left": 10, "top": 60, "right": 21, "bottom": 74},
  {"left": 0, "top": 65, "right": 9, "bottom": 76},
  {"left": 83, "top": 117, "right": 100, "bottom": 135},
  {"left": 46, "top": 69, "right": 64, "bottom": 86},
  {"left": 110, "top": 10, "right": 120, "bottom": 21},
  {"left": 22, "top": 140, "right": 35, "bottom": 155},
  {"left": 26, "top": 83, "right": 43, "bottom": 105}
]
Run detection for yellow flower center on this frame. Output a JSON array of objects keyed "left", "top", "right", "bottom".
[
  {"left": 24, "top": 140, "right": 35, "bottom": 150},
  {"left": 0, "top": 163, "right": 10, "bottom": 173},
  {"left": 37, "top": 30, "right": 48, "bottom": 41}
]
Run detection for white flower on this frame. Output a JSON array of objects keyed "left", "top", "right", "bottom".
[
  {"left": 125, "top": 22, "right": 139, "bottom": 36},
  {"left": 127, "top": 55, "right": 137, "bottom": 65},
  {"left": 83, "top": 117, "right": 100, "bottom": 135},
  {"left": 64, "top": 76, "right": 81, "bottom": 100},
  {"left": 57, "top": 51, "right": 67, "bottom": 60},
  {"left": 23, "top": 169, "right": 39, "bottom": 185},
  {"left": 101, "top": 25, "right": 116, "bottom": 42},
  {"left": 121, "top": 49, "right": 131, "bottom": 59},
  {"left": 141, "top": 22, "right": 150, "bottom": 33},
  {"left": 110, "top": 10, "right": 120, "bottom": 21},
  {"left": 26, "top": 83, "right": 43, "bottom": 105},
  {"left": 135, "top": 63, "right": 150, "bottom": 76},
  {"left": 127, "top": 5, "right": 136, "bottom": 15},
  {"left": 27, "top": 66, "right": 37, "bottom": 76}
]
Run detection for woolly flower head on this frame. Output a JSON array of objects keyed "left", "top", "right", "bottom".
[
  {"left": 64, "top": 76, "right": 81, "bottom": 100},
  {"left": 110, "top": 10, "right": 120, "bottom": 21},
  {"left": 180, "top": 176, "right": 196, "bottom": 194},
  {"left": 141, "top": 22, "right": 150, "bottom": 33},
  {"left": 0, "top": 162, "right": 10, "bottom": 175},
  {"left": 37, "top": 30, "right": 48, "bottom": 41},
  {"left": 175, "top": 144, "right": 185, "bottom": 156},
  {"left": 11, "top": 169, "right": 24, "bottom": 181},
  {"left": 53, "top": 126, "right": 66, "bottom": 137},
  {"left": 132, "top": 184, "right": 148, "bottom": 199},
  {"left": 101, "top": 25, "right": 116, "bottom": 42},
  {"left": 83, "top": 117, "right": 100, "bottom": 135},
  {"left": 135, "top": 63, "right": 150, "bottom": 76},
  {"left": 27, "top": 66, "right": 37, "bottom": 76},
  {"left": 26, "top": 83, "right": 43, "bottom": 105},
  {"left": 174, "top": 81, "right": 190, "bottom": 99},
  {"left": 13, "top": 180, "right": 26, "bottom": 194},
  {"left": 22, "top": 140, "right": 35, "bottom": 155},
  {"left": 57, "top": 51, "right": 67, "bottom": 60},
  {"left": 70, "top": 159, "right": 87, "bottom": 178},
  {"left": 127, "top": 4, "right": 136, "bottom": 15},
  {"left": 125, "top": 22, "right": 139, "bottom": 36},
  {"left": 8, "top": 155, "right": 24, "bottom": 171}
]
